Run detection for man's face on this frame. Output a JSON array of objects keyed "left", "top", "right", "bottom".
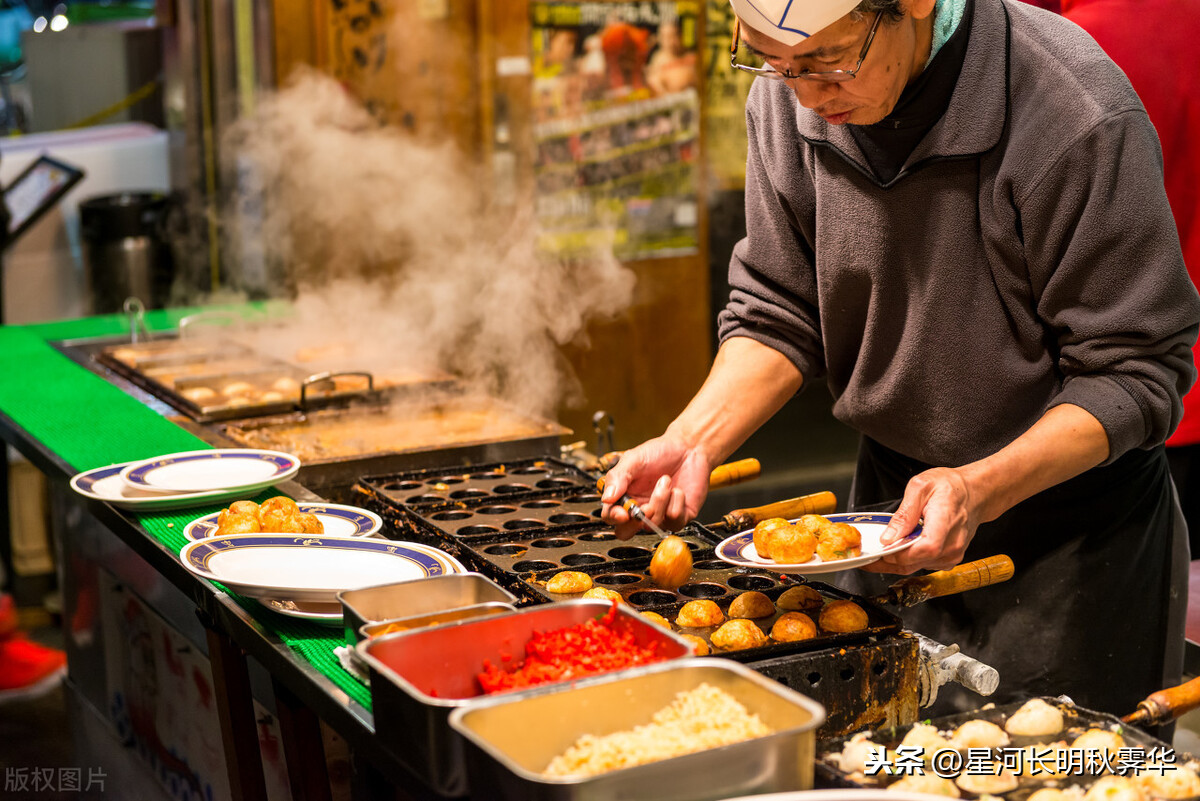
[{"left": 740, "top": 7, "right": 928, "bottom": 126}]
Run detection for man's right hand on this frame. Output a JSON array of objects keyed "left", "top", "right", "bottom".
[{"left": 598, "top": 435, "right": 713, "bottom": 539}]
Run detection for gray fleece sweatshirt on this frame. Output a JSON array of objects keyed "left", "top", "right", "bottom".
[{"left": 718, "top": 0, "right": 1200, "bottom": 467}]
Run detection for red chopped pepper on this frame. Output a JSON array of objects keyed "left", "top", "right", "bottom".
[{"left": 476, "top": 602, "right": 664, "bottom": 695}]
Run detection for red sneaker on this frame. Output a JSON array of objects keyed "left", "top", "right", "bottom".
[{"left": 0, "top": 634, "right": 66, "bottom": 703}]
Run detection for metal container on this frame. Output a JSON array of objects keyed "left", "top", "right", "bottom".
[
  {"left": 358, "top": 601, "right": 516, "bottom": 641},
  {"left": 356, "top": 600, "right": 696, "bottom": 797},
  {"left": 449, "top": 658, "right": 826, "bottom": 801},
  {"left": 338, "top": 572, "right": 518, "bottom": 645}
]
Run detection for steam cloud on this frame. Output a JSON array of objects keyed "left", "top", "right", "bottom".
[{"left": 218, "top": 68, "right": 636, "bottom": 418}]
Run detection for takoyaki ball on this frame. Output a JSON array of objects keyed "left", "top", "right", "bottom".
[
  {"left": 949, "top": 719, "right": 1010, "bottom": 749},
  {"left": 728, "top": 590, "right": 775, "bottom": 619},
  {"left": 546, "top": 571, "right": 593, "bottom": 594},
  {"left": 259, "top": 391, "right": 285, "bottom": 402},
  {"left": 272, "top": 376, "right": 300, "bottom": 393},
  {"left": 182, "top": 386, "right": 219, "bottom": 403},
  {"left": 838, "top": 732, "right": 888, "bottom": 775},
  {"left": 1083, "top": 776, "right": 1145, "bottom": 801},
  {"left": 640, "top": 611, "right": 672, "bottom": 629},
  {"left": 1071, "top": 729, "right": 1124, "bottom": 760},
  {"left": 710, "top": 618, "right": 769, "bottom": 651},
  {"left": 771, "top": 523, "right": 818, "bottom": 564},
  {"left": 259, "top": 497, "right": 302, "bottom": 531},
  {"left": 793, "top": 514, "right": 833, "bottom": 537},
  {"left": 679, "top": 634, "right": 710, "bottom": 655},
  {"left": 1137, "top": 764, "right": 1200, "bottom": 799},
  {"left": 223, "top": 381, "right": 256, "bottom": 397},
  {"left": 955, "top": 767, "right": 1019, "bottom": 796},
  {"left": 752, "top": 517, "right": 791, "bottom": 560},
  {"left": 819, "top": 600, "right": 869, "bottom": 633},
  {"left": 770, "top": 611, "right": 817, "bottom": 642},
  {"left": 675, "top": 599, "right": 724, "bottom": 628},
  {"left": 777, "top": 584, "right": 824, "bottom": 613},
  {"left": 294, "top": 512, "right": 324, "bottom": 534},
  {"left": 215, "top": 513, "right": 260, "bottom": 536},
  {"left": 1005, "top": 698, "right": 1065, "bottom": 736},
  {"left": 888, "top": 774, "right": 961, "bottom": 797},
  {"left": 217, "top": 501, "right": 259, "bottom": 530},
  {"left": 259, "top": 496, "right": 300, "bottom": 518},
  {"left": 817, "top": 522, "right": 863, "bottom": 561},
  {"left": 901, "top": 722, "right": 951, "bottom": 757},
  {"left": 649, "top": 535, "right": 693, "bottom": 590},
  {"left": 582, "top": 587, "right": 623, "bottom": 603}
]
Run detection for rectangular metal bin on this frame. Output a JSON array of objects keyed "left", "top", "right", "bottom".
[
  {"left": 338, "top": 572, "right": 518, "bottom": 645},
  {"left": 356, "top": 600, "right": 695, "bottom": 797},
  {"left": 449, "top": 658, "right": 826, "bottom": 801}
]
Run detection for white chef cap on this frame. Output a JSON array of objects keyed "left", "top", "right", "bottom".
[{"left": 729, "top": 0, "right": 863, "bottom": 44}]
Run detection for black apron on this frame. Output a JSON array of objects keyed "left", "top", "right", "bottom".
[{"left": 834, "top": 436, "right": 1188, "bottom": 721}]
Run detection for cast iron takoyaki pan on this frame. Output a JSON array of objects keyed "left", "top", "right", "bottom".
[
  {"left": 521, "top": 562, "right": 901, "bottom": 663},
  {"left": 359, "top": 457, "right": 596, "bottom": 514}
]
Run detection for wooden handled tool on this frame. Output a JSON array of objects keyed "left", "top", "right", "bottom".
[
  {"left": 709, "top": 491, "right": 839, "bottom": 533},
  {"left": 1122, "top": 676, "right": 1200, "bottom": 729},
  {"left": 707, "top": 458, "right": 761, "bottom": 489},
  {"left": 872, "top": 555, "right": 1015, "bottom": 607},
  {"left": 592, "top": 453, "right": 762, "bottom": 490}
]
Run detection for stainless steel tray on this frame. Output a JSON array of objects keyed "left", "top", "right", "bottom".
[
  {"left": 337, "top": 572, "right": 517, "bottom": 645},
  {"left": 357, "top": 601, "right": 516, "bottom": 641},
  {"left": 449, "top": 658, "right": 826, "bottom": 801},
  {"left": 356, "top": 600, "right": 695, "bottom": 797}
]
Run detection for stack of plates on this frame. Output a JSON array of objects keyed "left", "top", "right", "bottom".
[
  {"left": 70, "top": 449, "right": 302, "bottom": 511},
  {"left": 72, "top": 447, "right": 463, "bottom": 626},
  {"left": 179, "top": 534, "right": 467, "bottom": 625}
]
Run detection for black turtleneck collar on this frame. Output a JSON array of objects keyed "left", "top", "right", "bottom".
[{"left": 849, "top": 0, "right": 975, "bottom": 184}]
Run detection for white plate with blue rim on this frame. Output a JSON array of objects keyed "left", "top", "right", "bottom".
[
  {"left": 179, "top": 534, "right": 463, "bottom": 603},
  {"left": 715, "top": 512, "right": 921, "bottom": 574},
  {"left": 120, "top": 449, "right": 300, "bottom": 495},
  {"left": 183, "top": 503, "right": 384, "bottom": 541},
  {"left": 256, "top": 543, "right": 466, "bottom": 625},
  {"left": 70, "top": 462, "right": 258, "bottom": 511}
]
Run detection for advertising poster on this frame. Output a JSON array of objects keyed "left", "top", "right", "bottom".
[
  {"left": 531, "top": 1, "right": 701, "bottom": 260},
  {"left": 703, "top": 0, "right": 756, "bottom": 190}
]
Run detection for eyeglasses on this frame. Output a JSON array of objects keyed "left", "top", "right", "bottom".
[{"left": 730, "top": 12, "right": 882, "bottom": 82}]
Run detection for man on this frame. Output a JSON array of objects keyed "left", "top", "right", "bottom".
[{"left": 601, "top": 0, "right": 1200, "bottom": 714}]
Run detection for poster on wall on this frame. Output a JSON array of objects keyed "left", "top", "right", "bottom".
[
  {"left": 531, "top": 1, "right": 701, "bottom": 260},
  {"left": 703, "top": 0, "right": 755, "bottom": 191}
]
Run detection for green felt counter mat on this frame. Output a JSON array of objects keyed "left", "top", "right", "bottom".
[{"left": 2, "top": 308, "right": 372, "bottom": 710}]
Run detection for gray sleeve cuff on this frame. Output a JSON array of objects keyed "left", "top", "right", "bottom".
[{"left": 1050, "top": 374, "right": 1151, "bottom": 464}]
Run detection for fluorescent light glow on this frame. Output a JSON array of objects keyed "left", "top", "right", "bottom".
[
  {"left": 32, "top": 16, "right": 46, "bottom": 32},
  {"left": 49, "top": 14, "right": 68, "bottom": 32}
]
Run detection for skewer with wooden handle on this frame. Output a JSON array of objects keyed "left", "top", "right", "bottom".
[
  {"left": 708, "top": 491, "right": 839, "bottom": 533},
  {"left": 1122, "top": 676, "right": 1200, "bottom": 729},
  {"left": 871, "top": 555, "right": 1015, "bottom": 607}
]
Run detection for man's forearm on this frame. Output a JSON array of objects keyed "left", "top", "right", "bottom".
[
  {"left": 959, "top": 402, "right": 1110, "bottom": 525},
  {"left": 666, "top": 336, "right": 805, "bottom": 467}
]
